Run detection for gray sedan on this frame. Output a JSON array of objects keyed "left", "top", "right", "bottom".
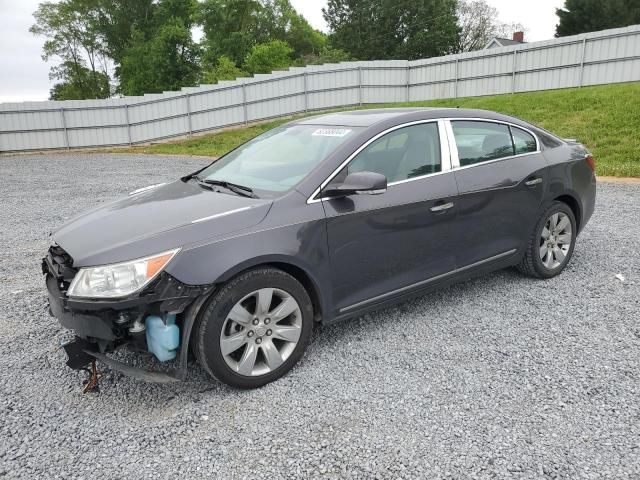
[{"left": 43, "top": 108, "right": 596, "bottom": 389}]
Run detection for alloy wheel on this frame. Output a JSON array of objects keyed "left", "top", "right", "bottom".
[
  {"left": 539, "top": 212, "right": 572, "bottom": 270},
  {"left": 220, "top": 288, "right": 302, "bottom": 376}
]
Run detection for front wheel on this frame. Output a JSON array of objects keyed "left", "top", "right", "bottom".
[
  {"left": 195, "top": 268, "right": 313, "bottom": 389},
  {"left": 518, "top": 201, "right": 577, "bottom": 279}
]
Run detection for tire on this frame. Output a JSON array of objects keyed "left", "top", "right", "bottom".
[
  {"left": 195, "top": 267, "right": 313, "bottom": 389},
  {"left": 518, "top": 201, "right": 577, "bottom": 279}
]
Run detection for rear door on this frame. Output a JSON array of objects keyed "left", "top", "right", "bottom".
[
  {"left": 446, "top": 119, "right": 547, "bottom": 268},
  {"left": 319, "top": 121, "right": 459, "bottom": 314}
]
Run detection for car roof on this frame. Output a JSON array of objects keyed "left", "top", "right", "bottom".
[{"left": 294, "top": 107, "right": 529, "bottom": 128}]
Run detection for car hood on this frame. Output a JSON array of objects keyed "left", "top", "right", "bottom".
[{"left": 53, "top": 181, "right": 272, "bottom": 267}]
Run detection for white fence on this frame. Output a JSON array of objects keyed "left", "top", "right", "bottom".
[{"left": 1, "top": 25, "right": 639, "bottom": 153}]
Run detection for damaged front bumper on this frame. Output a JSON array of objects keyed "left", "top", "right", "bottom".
[{"left": 43, "top": 246, "right": 213, "bottom": 382}]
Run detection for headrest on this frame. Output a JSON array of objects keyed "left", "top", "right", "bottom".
[{"left": 482, "top": 134, "right": 511, "bottom": 157}]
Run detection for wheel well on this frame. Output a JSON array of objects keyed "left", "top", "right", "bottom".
[
  {"left": 266, "top": 262, "right": 323, "bottom": 322},
  {"left": 218, "top": 262, "right": 323, "bottom": 322},
  {"left": 554, "top": 195, "right": 581, "bottom": 231}
]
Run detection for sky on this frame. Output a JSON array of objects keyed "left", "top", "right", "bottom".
[{"left": 0, "top": 0, "right": 564, "bottom": 104}]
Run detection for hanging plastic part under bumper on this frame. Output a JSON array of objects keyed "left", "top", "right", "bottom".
[
  {"left": 60, "top": 288, "right": 214, "bottom": 383},
  {"left": 85, "top": 351, "right": 182, "bottom": 383}
]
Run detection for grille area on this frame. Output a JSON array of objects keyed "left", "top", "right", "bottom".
[
  {"left": 44, "top": 244, "right": 77, "bottom": 288},
  {"left": 49, "top": 244, "right": 74, "bottom": 268}
]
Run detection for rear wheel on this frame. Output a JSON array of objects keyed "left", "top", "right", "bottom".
[
  {"left": 195, "top": 268, "right": 313, "bottom": 389},
  {"left": 518, "top": 201, "right": 577, "bottom": 279}
]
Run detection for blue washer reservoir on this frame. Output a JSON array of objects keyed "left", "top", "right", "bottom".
[{"left": 145, "top": 315, "right": 180, "bottom": 362}]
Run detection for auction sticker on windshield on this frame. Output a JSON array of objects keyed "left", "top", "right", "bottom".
[{"left": 312, "top": 128, "right": 352, "bottom": 137}]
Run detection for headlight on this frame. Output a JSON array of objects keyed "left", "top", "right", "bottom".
[{"left": 67, "top": 249, "right": 180, "bottom": 299}]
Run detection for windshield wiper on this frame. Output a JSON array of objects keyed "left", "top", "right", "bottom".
[{"left": 197, "top": 178, "right": 259, "bottom": 198}]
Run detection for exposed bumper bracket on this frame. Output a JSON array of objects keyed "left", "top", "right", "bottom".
[{"left": 84, "top": 351, "right": 183, "bottom": 384}]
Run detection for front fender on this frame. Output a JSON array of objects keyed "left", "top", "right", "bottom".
[{"left": 165, "top": 216, "right": 332, "bottom": 317}]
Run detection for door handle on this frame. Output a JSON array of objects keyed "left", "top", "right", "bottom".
[
  {"left": 430, "top": 202, "right": 454, "bottom": 213},
  {"left": 525, "top": 177, "right": 543, "bottom": 187}
]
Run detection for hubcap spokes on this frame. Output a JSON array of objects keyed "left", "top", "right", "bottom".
[
  {"left": 539, "top": 212, "right": 572, "bottom": 269},
  {"left": 220, "top": 288, "right": 302, "bottom": 377}
]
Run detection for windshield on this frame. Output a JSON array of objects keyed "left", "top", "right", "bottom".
[{"left": 197, "top": 125, "right": 362, "bottom": 196}]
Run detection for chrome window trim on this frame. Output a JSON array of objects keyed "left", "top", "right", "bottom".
[
  {"left": 445, "top": 118, "right": 541, "bottom": 170},
  {"left": 437, "top": 119, "right": 453, "bottom": 173},
  {"left": 453, "top": 151, "right": 540, "bottom": 172},
  {"left": 443, "top": 120, "right": 460, "bottom": 169},
  {"left": 319, "top": 180, "right": 454, "bottom": 218},
  {"left": 446, "top": 117, "right": 540, "bottom": 151},
  {"left": 508, "top": 125, "right": 517, "bottom": 156},
  {"left": 384, "top": 168, "right": 450, "bottom": 187},
  {"left": 306, "top": 116, "right": 542, "bottom": 204},
  {"left": 307, "top": 119, "right": 450, "bottom": 204},
  {"left": 509, "top": 124, "right": 539, "bottom": 156}
]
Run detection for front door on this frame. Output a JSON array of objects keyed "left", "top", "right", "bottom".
[{"left": 320, "top": 121, "right": 459, "bottom": 314}]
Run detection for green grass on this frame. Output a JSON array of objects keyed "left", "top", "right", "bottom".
[
  {"left": 109, "top": 82, "right": 640, "bottom": 177},
  {"left": 114, "top": 119, "right": 287, "bottom": 158}
]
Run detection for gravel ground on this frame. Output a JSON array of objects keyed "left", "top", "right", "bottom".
[{"left": 0, "top": 153, "right": 639, "bottom": 479}]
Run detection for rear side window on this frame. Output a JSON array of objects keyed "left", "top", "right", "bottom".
[
  {"left": 451, "top": 121, "right": 515, "bottom": 166},
  {"left": 511, "top": 126, "right": 537, "bottom": 154},
  {"left": 344, "top": 123, "right": 442, "bottom": 183}
]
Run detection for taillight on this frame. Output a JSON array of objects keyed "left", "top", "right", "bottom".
[{"left": 585, "top": 154, "right": 595, "bottom": 172}]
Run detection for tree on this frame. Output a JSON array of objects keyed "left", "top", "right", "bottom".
[
  {"left": 31, "top": 0, "right": 111, "bottom": 99},
  {"left": 201, "top": 55, "right": 247, "bottom": 83},
  {"left": 93, "top": 0, "right": 156, "bottom": 67},
  {"left": 280, "top": 10, "right": 327, "bottom": 57},
  {"left": 259, "top": 0, "right": 326, "bottom": 57},
  {"left": 119, "top": 18, "right": 200, "bottom": 95},
  {"left": 456, "top": 0, "right": 526, "bottom": 52},
  {"left": 49, "top": 60, "right": 111, "bottom": 100},
  {"left": 117, "top": 0, "right": 200, "bottom": 95},
  {"left": 244, "top": 40, "right": 293, "bottom": 74},
  {"left": 199, "top": 0, "right": 267, "bottom": 67},
  {"left": 294, "top": 46, "right": 352, "bottom": 66},
  {"left": 32, "top": 0, "right": 350, "bottom": 99},
  {"left": 33, "top": 0, "right": 202, "bottom": 98},
  {"left": 323, "top": 0, "right": 460, "bottom": 61},
  {"left": 556, "top": 0, "right": 640, "bottom": 37},
  {"left": 198, "top": 0, "right": 326, "bottom": 67}
]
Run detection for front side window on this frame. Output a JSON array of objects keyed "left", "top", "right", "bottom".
[
  {"left": 342, "top": 123, "right": 441, "bottom": 184},
  {"left": 511, "top": 126, "right": 538, "bottom": 154},
  {"left": 452, "top": 121, "right": 515, "bottom": 166},
  {"left": 198, "top": 125, "right": 362, "bottom": 196}
]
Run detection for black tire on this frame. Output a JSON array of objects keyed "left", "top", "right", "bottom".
[
  {"left": 518, "top": 201, "right": 577, "bottom": 279},
  {"left": 195, "top": 267, "right": 313, "bottom": 389}
]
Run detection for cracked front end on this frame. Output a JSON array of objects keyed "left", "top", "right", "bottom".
[{"left": 42, "top": 244, "right": 210, "bottom": 379}]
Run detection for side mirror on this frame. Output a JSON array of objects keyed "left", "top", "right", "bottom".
[{"left": 321, "top": 171, "right": 387, "bottom": 199}]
